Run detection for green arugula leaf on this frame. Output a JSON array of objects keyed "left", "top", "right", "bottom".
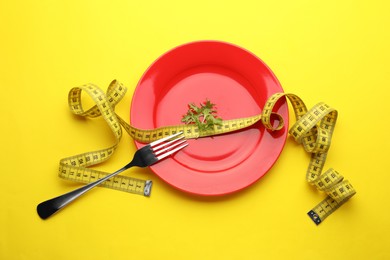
[{"left": 181, "top": 99, "right": 223, "bottom": 133}]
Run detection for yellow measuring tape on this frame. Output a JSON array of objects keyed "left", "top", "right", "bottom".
[{"left": 59, "top": 80, "right": 356, "bottom": 224}]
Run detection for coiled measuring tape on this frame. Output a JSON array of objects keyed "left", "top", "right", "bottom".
[{"left": 59, "top": 80, "right": 356, "bottom": 224}]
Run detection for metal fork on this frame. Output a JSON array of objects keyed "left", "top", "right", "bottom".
[{"left": 37, "top": 132, "right": 188, "bottom": 220}]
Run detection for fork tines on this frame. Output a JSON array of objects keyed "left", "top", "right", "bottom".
[{"left": 150, "top": 132, "right": 188, "bottom": 160}]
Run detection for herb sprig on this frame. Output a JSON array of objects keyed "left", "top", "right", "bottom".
[{"left": 181, "top": 99, "right": 223, "bottom": 133}]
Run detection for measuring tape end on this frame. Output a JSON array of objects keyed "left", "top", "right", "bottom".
[
  {"left": 307, "top": 210, "right": 322, "bottom": 225},
  {"left": 144, "top": 180, "right": 153, "bottom": 196}
]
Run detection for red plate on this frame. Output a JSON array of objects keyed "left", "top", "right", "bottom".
[{"left": 131, "top": 41, "right": 288, "bottom": 196}]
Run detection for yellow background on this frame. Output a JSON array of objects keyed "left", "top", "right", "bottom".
[{"left": 1, "top": 0, "right": 389, "bottom": 259}]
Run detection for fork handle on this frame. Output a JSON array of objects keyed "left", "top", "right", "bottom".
[{"left": 37, "top": 165, "right": 130, "bottom": 220}]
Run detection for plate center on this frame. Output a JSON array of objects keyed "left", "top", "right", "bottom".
[{"left": 154, "top": 65, "right": 263, "bottom": 172}]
